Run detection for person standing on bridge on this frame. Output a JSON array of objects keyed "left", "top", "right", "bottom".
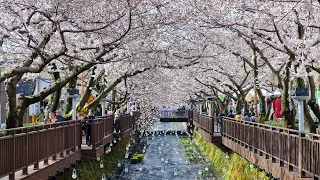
[
  {"left": 55, "top": 110, "right": 65, "bottom": 122},
  {"left": 94, "top": 107, "right": 102, "bottom": 117},
  {"left": 45, "top": 112, "right": 56, "bottom": 124},
  {"left": 217, "top": 109, "right": 225, "bottom": 124},
  {"left": 242, "top": 112, "right": 251, "bottom": 121},
  {"left": 114, "top": 110, "right": 121, "bottom": 134},
  {"left": 250, "top": 112, "right": 258, "bottom": 123},
  {"left": 235, "top": 111, "right": 242, "bottom": 121},
  {"left": 83, "top": 110, "right": 94, "bottom": 146},
  {"left": 227, "top": 109, "right": 235, "bottom": 118}
]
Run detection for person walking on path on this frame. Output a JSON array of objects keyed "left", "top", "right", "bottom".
[
  {"left": 250, "top": 112, "right": 258, "bottom": 123},
  {"left": 45, "top": 112, "right": 56, "bottom": 124},
  {"left": 235, "top": 111, "right": 242, "bottom": 121},
  {"left": 227, "top": 109, "right": 235, "bottom": 118},
  {"left": 84, "top": 110, "right": 95, "bottom": 146},
  {"left": 94, "top": 107, "right": 102, "bottom": 117},
  {"left": 55, "top": 110, "right": 65, "bottom": 122},
  {"left": 242, "top": 112, "right": 251, "bottom": 121},
  {"left": 114, "top": 110, "right": 121, "bottom": 134},
  {"left": 217, "top": 109, "right": 225, "bottom": 124}
]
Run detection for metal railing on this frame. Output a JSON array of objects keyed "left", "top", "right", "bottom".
[
  {"left": 159, "top": 110, "right": 188, "bottom": 118},
  {"left": 222, "top": 117, "right": 320, "bottom": 179}
]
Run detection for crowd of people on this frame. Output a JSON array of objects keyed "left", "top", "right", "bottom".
[
  {"left": 217, "top": 109, "right": 259, "bottom": 124},
  {"left": 43, "top": 106, "right": 127, "bottom": 146},
  {"left": 44, "top": 110, "right": 65, "bottom": 124}
]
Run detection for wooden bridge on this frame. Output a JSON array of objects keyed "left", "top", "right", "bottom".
[
  {"left": 159, "top": 109, "right": 189, "bottom": 122},
  {"left": 0, "top": 112, "right": 140, "bottom": 180},
  {"left": 1, "top": 110, "right": 319, "bottom": 180},
  {"left": 189, "top": 110, "right": 320, "bottom": 180}
]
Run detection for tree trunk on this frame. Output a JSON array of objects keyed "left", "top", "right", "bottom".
[
  {"left": 281, "top": 61, "right": 295, "bottom": 128},
  {"left": 79, "top": 68, "right": 96, "bottom": 108},
  {"left": 6, "top": 79, "right": 18, "bottom": 128},
  {"left": 306, "top": 70, "right": 319, "bottom": 133},
  {"left": 64, "top": 77, "right": 77, "bottom": 118},
  {"left": 266, "top": 97, "right": 273, "bottom": 121},
  {"left": 223, "top": 97, "right": 230, "bottom": 115},
  {"left": 49, "top": 70, "right": 62, "bottom": 113},
  {"left": 241, "top": 93, "right": 248, "bottom": 113},
  {"left": 257, "top": 89, "right": 267, "bottom": 122},
  {"left": 303, "top": 101, "right": 316, "bottom": 132},
  {"left": 112, "top": 90, "right": 116, "bottom": 112},
  {"left": 235, "top": 99, "right": 242, "bottom": 112},
  {"left": 16, "top": 98, "right": 29, "bottom": 127}
]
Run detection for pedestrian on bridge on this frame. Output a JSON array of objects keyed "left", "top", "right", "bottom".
[
  {"left": 250, "top": 112, "right": 258, "bottom": 123},
  {"left": 242, "top": 112, "right": 251, "bottom": 121},
  {"left": 44, "top": 112, "right": 56, "bottom": 124},
  {"left": 114, "top": 110, "right": 121, "bottom": 134},
  {"left": 94, "top": 107, "right": 102, "bottom": 117},
  {"left": 227, "top": 109, "right": 235, "bottom": 118},
  {"left": 55, "top": 110, "right": 65, "bottom": 122},
  {"left": 83, "top": 110, "right": 94, "bottom": 146},
  {"left": 235, "top": 111, "right": 242, "bottom": 121},
  {"left": 217, "top": 109, "right": 225, "bottom": 124}
]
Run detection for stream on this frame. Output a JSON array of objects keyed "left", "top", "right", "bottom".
[{"left": 112, "top": 122, "right": 222, "bottom": 180}]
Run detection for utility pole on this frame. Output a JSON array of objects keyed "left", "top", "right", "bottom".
[
  {"left": 67, "top": 88, "right": 80, "bottom": 121},
  {"left": 253, "top": 52, "right": 259, "bottom": 118},
  {"left": 81, "top": 72, "right": 84, "bottom": 96}
]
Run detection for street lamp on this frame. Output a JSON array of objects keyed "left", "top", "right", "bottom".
[
  {"left": 195, "top": 99, "right": 203, "bottom": 114},
  {"left": 206, "top": 97, "right": 213, "bottom": 117},
  {"left": 67, "top": 88, "right": 80, "bottom": 121},
  {"left": 290, "top": 87, "right": 309, "bottom": 132},
  {"left": 101, "top": 97, "right": 109, "bottom": 116}
]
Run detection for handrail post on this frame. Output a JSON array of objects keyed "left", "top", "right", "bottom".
[
  {"left": 103, "top": 116, "right": 106, "bottom": 138},
  {"left": 264, "top": 126, "right": 269, "bottom": 159},
  {"left": 211, "top": 116, "right": 214, "bottom": 142},
  {"left": 60, "top": 123, "right": 64, "bottom": 158},
  {"left": 44, "top": 125, "right": 49, "bottom": 165},
  {"left": 258, "top": 123, "right": 263, "bottom": 156},
  {"left": 298, "top": 132, "right": 305, "bottom": 177},
  {"left": 92, "top": 120, "right": 96, "bottom": 150},
  {"left": 22, "top": 128, "right": 28, "bottom": 175},
  {"left": 78, "top": 120, "right": 82, "bottom": 149},
  {"left": 271, "top": 127, "right": 276, "bottom": 163},
  {"left": 279, "top": 128, "right": 284, "bottom": 167},
  {"left": 66, "top": 122, "right": 70, "bottom": 155},
  {"left": 9, "top": 130, "right": 16, "bottom": 180},
  {"left": 253, "top": 123, "right": 257, "bottom": 153},
  {"left": 34, "top": 127, "right": 39, "bottom": 170},
  {"left": 53, "top": 124, "right": 57, "bottom": 161},
  {"left": 288, "top": 130, "right": 292, "bottom": 171},
  {"left": 311, "top": 135, "right": 315, "bottom": 178}
]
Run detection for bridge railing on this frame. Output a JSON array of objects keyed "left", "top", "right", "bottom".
[
  {"left": 192, "top": 111, "right": 199, "bottom": 122},
  {"left": 119, "top": 113, "right": 137, "bottom": 138},
  {"left": 189, "top": 111, "right": 221, "bottom": 142},
  {"left": 0, "top": 120, "right": 82, "bottom": 179},
  {"left": 159, "top": 110, "right": 188, "bottom": 118},
  {"left": 0, "top": 112, "right": 141, "bottom": 179},
  {"left": 222, "top": 117, "right": 320, "bottom": 178},
  {"left": 90, "top": 115, "right": 114, "bottom": 149}
]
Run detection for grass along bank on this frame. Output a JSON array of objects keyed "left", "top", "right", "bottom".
[
  {"left": 194, "top": 133, "right": 276, "bottom": 180},
  {"left": 55, "top": 135, "right": 132, "bottom": 180},
  {"left": 180, "top": 136, "right": 221, "bottom": 179}
]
